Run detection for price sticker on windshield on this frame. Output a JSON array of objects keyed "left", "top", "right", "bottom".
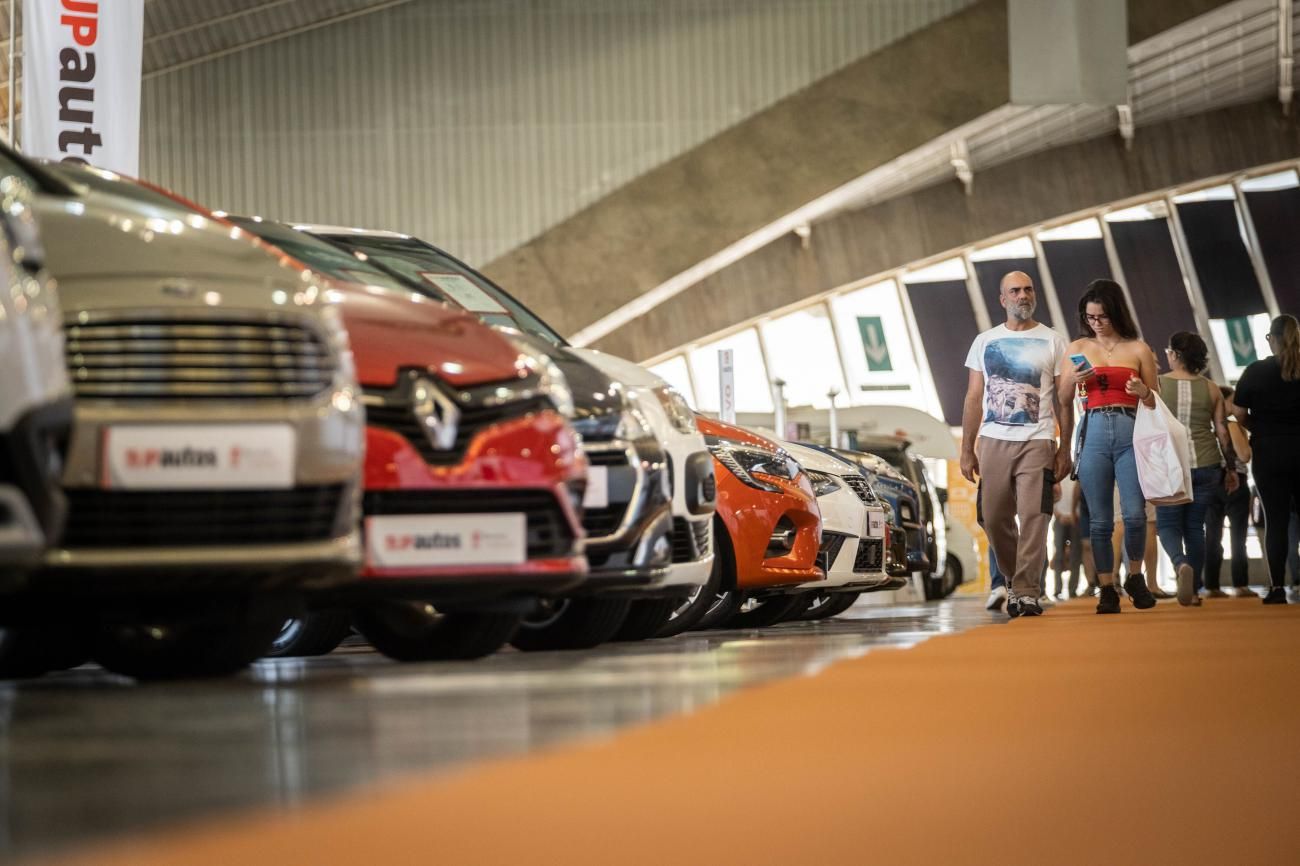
[{"left": 419, "top": 273, "right": 508, "bottom": 314}]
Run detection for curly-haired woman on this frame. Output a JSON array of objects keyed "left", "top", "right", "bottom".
[{"left": 1154, "top": 332, "right": 1239, "bottom": 606}]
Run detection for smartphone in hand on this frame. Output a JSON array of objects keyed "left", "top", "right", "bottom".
[{"left": 1070, "top": 353, "right": 1093, "bottom": 374}]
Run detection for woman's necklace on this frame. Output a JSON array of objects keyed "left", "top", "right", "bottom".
[{"left": 1097, "top": 337, "right": 1121, "bottom": 363}]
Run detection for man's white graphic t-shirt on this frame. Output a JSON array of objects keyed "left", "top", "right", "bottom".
[{"left": 964, "top": 323, "right": 1067, "bottom": 442}]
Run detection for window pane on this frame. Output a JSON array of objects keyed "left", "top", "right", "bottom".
[
  {"left": 903, "top": 278, "right": 980, "bottom": 425},
  {"left": 828, "top": 279, "right": 932, "bottom": 413},
  {"left": 759, "top": 306, "right": 847, "bottom": 410},
  {"left": 687, "top": 329, "right": 773, "bottom": 414}
]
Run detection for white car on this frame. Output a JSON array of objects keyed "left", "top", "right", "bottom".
[
  {"left": 0, "top": 170, "right": 71, "bottom": 573},
  {"left": 782, "top": 442, "right": 894, "bottom": 619}
]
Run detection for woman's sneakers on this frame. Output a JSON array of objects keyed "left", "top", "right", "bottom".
[
  {"left": 1176, "top": 563, "right": 1197, "bottom": 607},
  {"left": 1262, "top": 586, "right": 1289, "bottom": 605},
  {"left": 1096, "top": 585, "right": 1121, "bottom": 614},
  {"left": 1123, "top": 574, "right": 1158, "bottom": 609}
]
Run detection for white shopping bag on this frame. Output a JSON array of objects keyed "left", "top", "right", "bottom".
[{"left": 1133, "top": 399, "right": 1193, "bottom": 506}]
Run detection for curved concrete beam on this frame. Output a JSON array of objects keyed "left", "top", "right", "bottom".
[
  {"left": 598, "top": 98, "right": 1300, "bottom": 361},
  {"left": 483, "top": 0, "right": 1231, "bottom": 342}
]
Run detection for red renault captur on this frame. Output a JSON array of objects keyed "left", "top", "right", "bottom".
[{"left": 233, "top": 220, "right": 589, "bottom": 661}]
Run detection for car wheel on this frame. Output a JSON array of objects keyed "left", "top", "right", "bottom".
[
  {"left": 692, "top": 588, "right": 744, "bottom": 631},
  {"left": 92, "top": 608, "right": 285, "bottom": 680},
  {"left": 266, "top": 609, "right": 353, "bottom": 658},
  {"left": 0, "top": 627, "right": 90, "bottom": 679},
  {"left": 800, "top": 591, "right": 860, "bottom": 621},
  {"left": 724, "top": 592, "right": 812, "bottom": 629},
  {"left": 353, "top": 602, "right": 520, "bottom": 662},
  {"left": 510, "top": 597, "right": 631, "bottom": 651},
  {"left": 944, "top": 554, "right": 964, "bottom": 596},
  {"left": 661, "top": 517, "right": 731, "bottom": 637},
  {"left": 611, "top": 597, "right": 680, "bottom": 642}
]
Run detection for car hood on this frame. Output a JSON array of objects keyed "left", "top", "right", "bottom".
[
  {"left": 505, "top": 332, "right": 620, "bottom": 420},
  {"left": 696, "top": 416, "right": 784, "bottom": 453},
  {"left": 782, "top": 441, "right": 857, "bottom": 476},
  {"left": 332, "top": 285, "right": 525, "bottom": 390}
]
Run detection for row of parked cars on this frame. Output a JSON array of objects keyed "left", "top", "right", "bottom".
[{"left": 0, "top": 142, "right": 954, "bottom": 680}]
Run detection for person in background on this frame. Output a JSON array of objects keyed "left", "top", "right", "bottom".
[
  {"left": 1204, "top": 385, "right": 1255, "bottom": 598},
  {"left": 1060, "top": 279, "right": 1160, "bottom": 615},
  {"left": 1231, "top": 314, "right": 1300, "bottom": 605},
  {"left": 1050, "top": 478, "right": 1083, "bottom": 598},
  {"left": 1153, "top": 332, "right": 1238, "bottom": 606},
  {"left": 961, "top": 272, "right": 1071, "bottom": 618}
]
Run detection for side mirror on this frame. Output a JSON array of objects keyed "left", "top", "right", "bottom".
[{"left": 0, "top": 175, "right": 46, "bottom": 273}]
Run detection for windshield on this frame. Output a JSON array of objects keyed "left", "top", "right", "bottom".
[
  {"left": 228, "top": 219, "right": 412, "bottom": 293},
  {"left": 321, "top": 233, "right": 566, "bottom": 346}
]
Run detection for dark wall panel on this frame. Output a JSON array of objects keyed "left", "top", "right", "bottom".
[
  {"left": 1176, "top": 200, "right": 1266, "bottom": 318},
  {"left": 905, "top": 279, "right": 980, "bottom": 425},
  {"left": 1244, "top": 187, "right": 1300, "bottom": 314},
  {"left": 1108, "top": 218, "right": 1199, "bottom": 349},
  {"left": 1041, "top": 238, "right": 1113, "bottom": 331},
  {"left": 972, "top": 258, "right": 1059, "bottom": 330}
]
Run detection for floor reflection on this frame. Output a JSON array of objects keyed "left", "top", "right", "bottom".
[{"left": 0, "top": 597, "right": 994, "bottom": 860}]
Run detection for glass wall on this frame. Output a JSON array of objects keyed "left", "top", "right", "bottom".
[
  {"left": 902, "top": 258, "right": 980, "bottom": 426},
  {"left": 646, "top": 355, "right": 696, "bottom": 406},
  {"left": 686, "top": 328, "right": 773, "bottom": 414},
  {"left": 1037, "top": 218, "right": 1112, "bottom": 320},
  {"left": 759, "top": 306, "right": 849, "bottom": 410},
  {"left": 828, "top": 279, "right": 934, "bottom": 413}
]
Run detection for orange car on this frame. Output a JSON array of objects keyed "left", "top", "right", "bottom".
[{"left": 684, "top": 417, "right": 822, "bottom": 631}]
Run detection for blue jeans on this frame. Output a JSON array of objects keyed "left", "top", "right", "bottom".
[
  {"left": 1076, "top": 410, "right": 1146, "bottom": 575},
  {"left": 1155, "top": 467, "right": 1221, "bottom": 590}
]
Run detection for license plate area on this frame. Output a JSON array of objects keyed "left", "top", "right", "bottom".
[
  {"left": 366, "top": 513, "right": 526, "bottom": 567},
  {"left": 102, "top": 424, "right": 296, "bottom": 490}
]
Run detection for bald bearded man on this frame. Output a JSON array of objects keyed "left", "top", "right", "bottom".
[{"left": 960, "top": 272, "right": 1072, "bottom": 617}]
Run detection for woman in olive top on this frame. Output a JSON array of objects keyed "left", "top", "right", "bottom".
[
  {"left": 1154, "top": 332, "right": 1238, "bottom": 606},
  {"left": 1233, "top": 314, "right": 1300, "bottom": 605}
]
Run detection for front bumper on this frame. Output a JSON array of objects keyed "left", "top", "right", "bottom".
[
  {"left": 577, "top": 434, "right": 675, "bottom": 596},
  {"left": 345, "top": 413, "right": 588, "bottom": 602},
  {"left": 39, "top": 381, "right": 364, "bottom": 590}
]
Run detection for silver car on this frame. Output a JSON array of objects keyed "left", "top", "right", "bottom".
[{"left": 11, "top": 160, "right": 364, "bottom": 679}]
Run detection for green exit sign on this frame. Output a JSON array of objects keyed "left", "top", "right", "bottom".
[
  {"left": 857, "top": 316, "right": 893, "bottom": 372},
  {"left": 1226, "top": 317, "right": 1257, "bottom": 368}
]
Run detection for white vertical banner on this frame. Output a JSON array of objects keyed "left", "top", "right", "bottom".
[
  {"left": 717, "top": 349, "right": 735, "bottom": 424},
  {"left": 22, "top": 0, "right": 145, "bottom": 175}
]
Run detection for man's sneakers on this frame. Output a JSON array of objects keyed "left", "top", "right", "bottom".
[
  {"left": 1176, "top": 562, "right": 1196, "bottom": 607},
  {"left": 1018, "top": 597, "right": 1043, "bottom": 617},
  {"left": 985, "top": 585, "right": 1007, "bottom": 612},
  {"left": 1262, "top": 586, "right": 1289, "bottom": 605},
  {"left": 1123, "top": 574, "right": 1158, "bottom": 610},
  {"left": 1096, "top": 585, "right": 1121, "bottom": 614},
  {"left": 1006, "top": 596, "right": 1022, "bottom": 618}
]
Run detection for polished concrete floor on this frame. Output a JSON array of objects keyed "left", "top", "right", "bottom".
[{"left": 0, "top": 596, "right": 996, "bottom": 861}]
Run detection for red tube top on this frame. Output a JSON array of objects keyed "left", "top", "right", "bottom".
[{"left": 1083, "top": 366, "right": 1140, "bottom": 408}]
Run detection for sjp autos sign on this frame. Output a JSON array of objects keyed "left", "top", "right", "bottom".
[{"left": 22, "top": 0, "right": 144, "bottom": 175}]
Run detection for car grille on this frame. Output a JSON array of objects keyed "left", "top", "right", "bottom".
[
  {"left": 363, "top": 489, "right": 574, "bottom": 559},
  {"left": 818, "top": 531, "right": 850, "bottom": 572},
  {"left": 581, "top": 444, "right": 635, "bottom": 540},
  {"left": 65, "top": 316, "right": 335, "bottom": 400},
  {"left": 365, "top": 394, "right": 552, "bottom": 467},
  {"left": 854, "top": 538, "right": 884, "bottom": 572},
  {"left": 843, "top": 475, "right": 875, "bottom": 503},
  {"left": 670, "top": 516, "right": 711, "bottom": 563},
  {"left": 61, "top": 486, "right": 344, "bottom": 548}
]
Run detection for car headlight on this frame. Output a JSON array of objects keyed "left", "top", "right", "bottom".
[
  {"left": 315, "top": 298, "right": 356, "bottom": 383},
  {"left": 804, "top": 469, "right": 841, "bottom": 498},
  {"left": 651, "top": 385, "right": 698, "bottom": 435},
  {"left": 707, "top": 436, "right": 801, "bottom": 494}
]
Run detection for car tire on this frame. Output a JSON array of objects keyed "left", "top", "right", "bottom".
[
  {"left": 660, "top": 517, "right": 731, "bottom": 638},
  {"left": 0, "top": 627, "right": 90, "bottom": 679},
  {"left": 611, "top": 597, "right": 679, "bottom": 642},
  {"left": 800, "top": 590, "right": 861, "bottom": 621},
  {"left": 944, "top": 554, "right": 964, "bottom": 596},
  {"left": 92, "top": 609, "right": 284, "bottom": 680},
  {"left": 266, "top": 610, "right": 353, "bottom": 658},
  {"left": 724, "top": 592, "right": 812, "bottom": 629},
  {"left": 692, "top": 588, "right": 743, "bottom": 631},
  {"left": 510, "top": 597, "right": 632, "bottom": 651},
  {"left": 353, "top": 602, "right": 520, "bottom": 662}
]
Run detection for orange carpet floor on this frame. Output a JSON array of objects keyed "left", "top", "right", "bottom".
[{"left": 49, "top": 599, "right": 1300, "bottom": 866}]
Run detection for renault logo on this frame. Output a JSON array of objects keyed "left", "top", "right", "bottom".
[{"left": 411, "top": 377, "right": 460, "bottom": 451}]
